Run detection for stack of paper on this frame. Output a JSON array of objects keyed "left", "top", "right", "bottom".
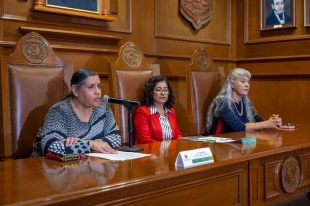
[
  {"left": 181, "top": 136, "right": 235, "bottom": 143},
  {"left": 86, "top": 151, "right": 151, "bottom": 161},
  {"left": 181, "top": 136, "right": 256, "bottom": 144}
]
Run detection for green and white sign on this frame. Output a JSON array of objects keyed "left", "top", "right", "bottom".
[{"left": 175, "top": 147, "right": 214, "bottom": 168}]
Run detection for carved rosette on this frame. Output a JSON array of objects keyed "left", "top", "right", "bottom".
[
  {"left": 122, "top": 45, "right": 142, "bottom": 68},
  {"left": 281, "top": 156, "right": 301, "bottom": 193},
  {"left": 180, "top": 0, "right": 213, "bottom": 30},
  {"left": 22, "top": 33, "right": 48, "bottom": 64},
  {"left": 196, "top": 51, "right": 209, "bottom": 70}
]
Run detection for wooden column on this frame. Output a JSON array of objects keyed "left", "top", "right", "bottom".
[
  {"left": 102, "top": 0, "right": 111, "bottom": 16},
  {"left": 33, "top": 0, "right": 44, "bottom": 6}
]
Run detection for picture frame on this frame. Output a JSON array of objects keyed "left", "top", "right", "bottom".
[
  {"left": 261, "top": 0, "right": 296, "bottom": 30},
  {"left": 305, "top": 0, "right": 310, "bottom": 26},
  {"left": 46, "top": 0, "right": 100, "bottom": 13},
  {"left": 33, "top": 0, "right": 116, "bottom": 21}
]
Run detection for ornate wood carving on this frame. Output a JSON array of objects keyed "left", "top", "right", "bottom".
[
  {"left": 281, "top": 156, "right": 301, "bottom": 193},
  {"left": 121, "top": 43, "right": 142, "bottom": 68},
  {"left": 195, "top": 47, "right": 210, "bottom": 70},
  {"left": 180, "top": 0, "right": 213, "bottom": 30},
  {"left": 22, "top": 32, "right": 49, "bottom": 64}
]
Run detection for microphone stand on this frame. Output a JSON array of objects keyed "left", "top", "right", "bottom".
[{"left": 118, "top": 100, "right": 143, "bottom": 152}]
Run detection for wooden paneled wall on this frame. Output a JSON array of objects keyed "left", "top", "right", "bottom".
[
  {"left": 1, "top": 0, "right": 309, "bottom": 157},
  {"left": 237, "top": 0, "right": 310, "bottom": 125}
]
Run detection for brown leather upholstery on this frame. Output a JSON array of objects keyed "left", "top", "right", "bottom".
[
  {"left": 1, "top": 32, "right": 72, "bottom": 159},
  {"left": 186, "top": 47, "right": 223, "bottom": 135},
  {"left": 109, "top": 41, "right": 159, "bottom": 145}
]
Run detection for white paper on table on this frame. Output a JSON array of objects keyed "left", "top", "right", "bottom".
[
  {"left": 182, "top": 136, "right": 237, "bottom": 143},
  {"left": 86, "top": 151, "right": 151, "bottom": 161}
]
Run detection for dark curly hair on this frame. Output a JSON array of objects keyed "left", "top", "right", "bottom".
[{"left": 140, "top": 76, "right": 175, "bottom": 108}]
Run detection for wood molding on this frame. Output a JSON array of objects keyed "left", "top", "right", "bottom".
[
  {"left": 147, "top": 53, "right": 310, "bottom": 62},
  {"left": 98, "top": 73, "right": 109, "bottom": 78},
  {"left": 52, "top": 45, "right": 119, "bottom": 54},
  {"left": 251, "top": 74, "right": 310, "bottom": 78},
  {"left": 2, "top": 1, "right": 132, "bottom": 34},
  {"left": 164, "top": 74, "right": 186, "bottom": 79},
  {"left": 145, "top": 53, "right": 191, "bottom": 59},
  {"left": 298, "top": 153, "right": 310, "bottom": 187},
  {"left": 1, "top": 14, "right": 27, "bottom": 21},
  {"left": 1, "top": 41, "right": 309, "bottom": 62},
  {"left": 155, "top": 34, "right": 231, "bottom": 46},
  {"left": 154, "top": 0, "right": 231, "bottom": 46},
  {"left": 243, "top": 0, "right": 309, "bottom": 44},
  {"left": 33, "top": 4, "right": 115, "bottom": 21},
  {"left": 19, "top": 26, "right": 122, "bottom": 45},
  {"left": 237, "top": 54, "right": 310, "bottom": 61},
  {"left": 111, "top": 0, "right": 119, "bottom": 14},
  {"left": 0, "top": 41, "right": 16, "bottom": 47},
  {"left": 244, "top": 34, "right": 310, "bottom": 44},
  {"left": 264, "top": 161, "right": 282, "bottom": 199},
  {"left": 145, "top": 53, "right": 236, "bottom": 62},
  {"left": 0, "top": 41, "right": 119, "bottom": 54}
]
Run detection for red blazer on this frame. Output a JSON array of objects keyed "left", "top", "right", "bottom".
[{"left": 134, "top": 106, "right": 182, "bottom": 144}]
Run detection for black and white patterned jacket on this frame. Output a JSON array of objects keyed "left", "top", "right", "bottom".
[{"left": 31, "top": 97, "right": 121, "bottom": 157}]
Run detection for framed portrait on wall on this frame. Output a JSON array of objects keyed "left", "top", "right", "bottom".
[
  {"left": 33, "top": 0, "right": 115, "bottom": 21},
  {"left": 305, "top": 0, "right": 310, "bottom": 26},
  {"left": 261, "top": 0, "right": 296, "bottom": 30},
  {"left": 46, "top": 0, "right": 99, "bottom": 13}
]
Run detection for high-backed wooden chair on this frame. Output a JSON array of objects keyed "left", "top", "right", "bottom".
[
  {"left": 109, "top": 41, "right": 159, "bottom": 145},
  {"left": 186, "top": 47, "right": 223, "bottom": 135},
  {"left": 0, "top": 32, "right": 72, "bottom": 159}
]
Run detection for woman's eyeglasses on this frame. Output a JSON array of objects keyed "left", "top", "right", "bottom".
[{"left": 154, "top": 88, "right": 169, "bottom": 94}]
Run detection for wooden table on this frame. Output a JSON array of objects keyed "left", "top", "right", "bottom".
[{"left": 1, "top": 125, "right": 310, "bottom": 206}]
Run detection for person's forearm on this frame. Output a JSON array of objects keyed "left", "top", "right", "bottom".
[
  {"left": 245, "top": 121, "right": 268, "bottom": 131},
  {"left": 48, "top": 140, "right": 91, "bottom": 155},
  {"left": 103, "top": 132, "right": 121, "bottom": 148}
]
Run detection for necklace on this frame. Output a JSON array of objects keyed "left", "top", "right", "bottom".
[{"left": 233, "top": 99, "right": 243, "bottom": 116}]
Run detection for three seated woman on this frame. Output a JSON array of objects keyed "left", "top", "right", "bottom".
[{"left": 32, "top": 68, "right": 283, "bottom": 156}]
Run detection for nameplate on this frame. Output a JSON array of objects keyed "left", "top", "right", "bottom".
[
  {"left": 175, "top": 147, "right": 214, "bottom": 168},
  {"left": 273, "top": 24, "right": 283, "bottom": 28}
]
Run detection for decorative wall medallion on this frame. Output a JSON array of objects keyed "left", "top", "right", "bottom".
[
  {"left": 180, "top": 0, "right": 213, "bottom": 30},
  {"left": 122, "top": 46, "right": 142, "bottom": 68},
  {"left": 22, "top": 37, "right": 48, "bottom": 64},
  {"left": 196, "top": 51, "right": 209, "bottom": 70},
  {"left": 281, "top": 156, "right": 301, "bottom": 193}
]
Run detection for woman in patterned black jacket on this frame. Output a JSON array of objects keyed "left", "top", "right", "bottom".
[{"left": 31, "top": 68, "right": 121, "bottom": 157}]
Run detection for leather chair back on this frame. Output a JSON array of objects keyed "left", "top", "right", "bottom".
[
  {"left": 109, "top": 41, "right": 159, "bottom": 145},
  {"left": 1, "top": 32, "right": 72, "bottom": 158},
  {"left": 186, "top": 47, "right": 223, "bottom": 135}
]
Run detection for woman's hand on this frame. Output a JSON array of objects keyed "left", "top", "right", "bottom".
[
  {"left": 271, "top": 114, "right": 282, "bottom": 128},
  {"left": 267, "top": 114, "right": 282, "bottom": 128},
  {"left": 60, "top": 137, "right": 80, "bottom": 147},
  {"left": 89, "top": 140, "right": 117, "bottom": 154}
]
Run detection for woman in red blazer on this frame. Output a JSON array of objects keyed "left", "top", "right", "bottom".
[{"left": 134, "top": 76, "right": 182, "bottom": 144}]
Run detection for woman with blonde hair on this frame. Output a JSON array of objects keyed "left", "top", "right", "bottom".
[{"left": 206, "top": 68, "right": 282, "bottom": 135}]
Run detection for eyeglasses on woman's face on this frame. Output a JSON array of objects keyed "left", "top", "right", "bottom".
[{"left": 153, "top": 87, "right": 169, "bottom": 94}]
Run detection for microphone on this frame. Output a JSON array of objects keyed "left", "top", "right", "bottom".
[
  {"left": 103, "top": 95, "right": 143, "bottom": 152},
  {"left": 103, "top": 95, "right": 140, "bottom": 107}
]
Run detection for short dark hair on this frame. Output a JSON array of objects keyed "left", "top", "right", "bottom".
[
  {"left": 66, "top": 68, "right": 97, "bottom": 99},
  {"left": 140, "top": 76, "right": 175, "bottom": 108},
  {"left": 271, "top": 0, "right": 285, "bottom": 5}
]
